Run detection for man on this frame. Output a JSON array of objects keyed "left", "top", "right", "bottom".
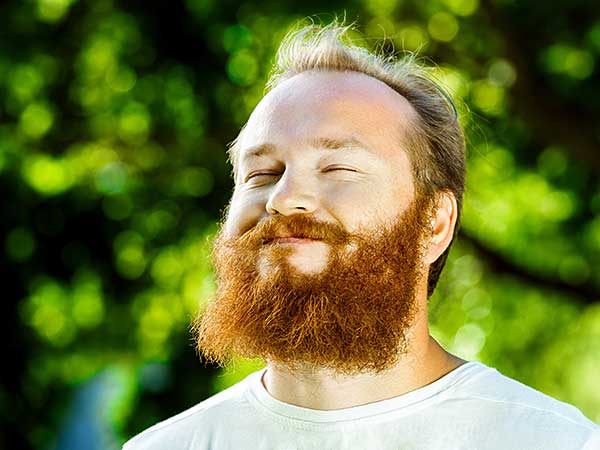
[{"left": 124, "top": 22, "right": 600, "bottom": 449}]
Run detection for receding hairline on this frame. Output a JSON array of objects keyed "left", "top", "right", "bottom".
[{"left": 272, "top": 69, "right": 422, "bottom": 126}]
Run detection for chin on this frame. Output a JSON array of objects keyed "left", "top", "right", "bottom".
[{"left": 286, "top": 254, "right": 329, "bottom": 275}]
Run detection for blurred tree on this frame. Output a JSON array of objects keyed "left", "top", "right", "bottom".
[{"left": 1, "top": 0, "right": 599, "bottom": 449}]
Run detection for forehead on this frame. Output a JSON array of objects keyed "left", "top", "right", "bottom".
[{"left": 237, "top": 70, "right": 419, "bottom": 162}]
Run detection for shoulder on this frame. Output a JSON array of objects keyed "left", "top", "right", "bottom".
[
  {"left": 447, "top": 362, "right": 599, "bottom": 447},
  {"left": 581, "top": 428, "right": 600, "bottom": 450},
  {"left": 456, "top": 363, "right": 597, "bottom": 427},
  {"left": 122, "top": 371, "right": 260, "bottom": 450}
]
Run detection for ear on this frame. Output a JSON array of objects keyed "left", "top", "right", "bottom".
[{"left": 423, "top": 191, "right": 458, "bottom": 265}]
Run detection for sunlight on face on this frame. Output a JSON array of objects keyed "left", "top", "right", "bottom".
[{"left": 225, "top": 70, "right": 420, "bottom": 275}]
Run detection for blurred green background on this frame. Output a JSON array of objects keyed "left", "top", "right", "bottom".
[{"left": 1, "top": 0, "right": 599, "bottom": 448}]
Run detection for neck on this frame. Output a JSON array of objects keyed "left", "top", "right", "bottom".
[{"left": 261, "top": 312, "right": 466, "bottom": 410}]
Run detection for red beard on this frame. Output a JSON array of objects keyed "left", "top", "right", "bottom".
[{"left": 193, "top": 195, "right": 433, "bottom": 376}]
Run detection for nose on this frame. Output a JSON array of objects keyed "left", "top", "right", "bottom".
[{"left": 266, "top": 170, "right": 318, "bottom": 216}]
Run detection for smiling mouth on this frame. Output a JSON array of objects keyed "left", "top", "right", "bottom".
[{"left": 266, "top": 236, "right": 319, "bottom": 245}]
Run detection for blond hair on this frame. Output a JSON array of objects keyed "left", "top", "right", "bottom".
[{"left": 229, "top": 21, "right": 466, "bottom": 298}]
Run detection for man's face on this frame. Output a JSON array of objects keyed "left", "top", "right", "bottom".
[
  {"left": 224, "top": 71, "right": 420, "bottom": 275},
  {"left": 194, "top": 71, "right": 434, "bottom": 375}
]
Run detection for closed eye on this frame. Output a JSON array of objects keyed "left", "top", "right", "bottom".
[
  {"left": 323, "top": 166, "right": 359, "bottom": 173},
  {"left": 245, "top": 172, "right": 281, "bottom": 182}
]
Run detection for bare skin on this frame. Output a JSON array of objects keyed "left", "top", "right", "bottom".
[{"left": 224, "top": 70, "right": 467, "bottom": 410}]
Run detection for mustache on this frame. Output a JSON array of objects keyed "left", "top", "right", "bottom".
[{"left": 237, "top": 214, "right": 352, "bottom": 247}]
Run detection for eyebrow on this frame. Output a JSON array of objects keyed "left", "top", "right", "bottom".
[
  {"left": 241, "top": 137, "right": 376, "bottom": 160},
  {"left": 310, "top": 137, "right": 373, "bottom": 151}
]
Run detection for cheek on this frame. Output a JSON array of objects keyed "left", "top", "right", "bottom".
[
  {"left": 224, "top": 191, "right": 267, "bottom": 237},
  {"left": 322, "top": 183, "right": 400, "bottom": 232}
]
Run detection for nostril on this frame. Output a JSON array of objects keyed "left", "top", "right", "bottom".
[{"left": 267, "top": 207, "right": 280, "bottom": 216}]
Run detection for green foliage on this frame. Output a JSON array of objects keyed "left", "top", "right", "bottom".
[{"left": 1, "top": 0, "right": 599, "bottom": 448}]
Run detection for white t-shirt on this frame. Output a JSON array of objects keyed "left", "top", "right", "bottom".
[{"left": 123, "top": 361, "right": 600, "bottom": 449}]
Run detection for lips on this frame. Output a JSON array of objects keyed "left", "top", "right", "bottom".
[
  {"left": 273, "top": 236, "right": 315, "bottom": 243},
  {"left": 264, "top": 235, "right": 319, "bottom": 245}
]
